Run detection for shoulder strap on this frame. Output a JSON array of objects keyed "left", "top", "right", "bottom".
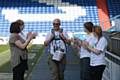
[
  {"left": 51, "top": 28, "right": 55, "bottom": 36},
  {"left": 51, "top": 28, "right": 63, "bottom": 40},
  {"left": 60, "top": 28, "right": 63, "bottom": 33},
  {"left": 51, "top": 28, "right": 66, "bottom": 43}
]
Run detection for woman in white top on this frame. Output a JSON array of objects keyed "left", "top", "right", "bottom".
[
  {"left": 71, "top": 22, "right": 96, "bottom": 80},
  {"left": 85, "top": 26, "right": 108, "bottom": 80}
]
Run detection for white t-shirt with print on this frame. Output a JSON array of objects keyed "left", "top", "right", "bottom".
[
  {"left": 90, "top": 36, "right": 108, "bottom": 66},
  {"left": 80, "top": 33, "right": 98, "bottom": 59},
  {"left": 45, "top": 29, "right": 69, "bottom": 55}
]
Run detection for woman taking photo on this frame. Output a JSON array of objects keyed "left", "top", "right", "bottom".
[{"left": 9, "top": 21, "right": 36, "bottom": 80}]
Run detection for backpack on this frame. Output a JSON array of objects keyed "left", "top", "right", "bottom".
[{"left": 50, "top": 28, "right": 67, "bottom": 53}]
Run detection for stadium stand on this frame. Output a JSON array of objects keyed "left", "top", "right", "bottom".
[
  {"left": 0, "top": 0, "right": 99, "bottom": 37},
  {"left": 0, "top": 0, "right": 120, "bottom": 80}
]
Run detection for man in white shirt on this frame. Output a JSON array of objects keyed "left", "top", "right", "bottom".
[{"left": 44, "top": 18, "right": 70, "bottom": 80}]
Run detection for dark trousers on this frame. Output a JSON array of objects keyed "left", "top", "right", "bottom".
[
  {"left": 13, "top": 64, "right": 25, "bottom": 80},
  {"left": 13, "top": 58, "right": 28, "bottom": 80},
  {"left": 48, "top": 54, "right": 66, "bottom": 80},
  {"left": 80, "top": 57, "right": 91, "bottom": 80},
  {"left": 90, "top": 65, "right": 106, "bottom": 80}
]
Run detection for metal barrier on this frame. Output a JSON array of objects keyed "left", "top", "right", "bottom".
[
  {"left": 102, "top": 15, "right": 120, "bottom": 80},
  {"left": 111, "top": 33, "right": 120, "bottom": 56},
  {"left": 103, "top": 51, "right": 120, "bottom": 80},
  {"left": 103, "top": 31, "right": 120, "bottom": 56}
]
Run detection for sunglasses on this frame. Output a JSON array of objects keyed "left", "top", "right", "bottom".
[{"left": 53, "top": 23, "right": 60, "bottom": 25}]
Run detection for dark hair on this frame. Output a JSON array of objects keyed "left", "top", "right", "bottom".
[
  {"left": 16, "top": 19, "right": 24, "bottom": 26},
  {"left": 84, "top": 22, "right": 94, "bottom": 32},
  {"left": 10, "top": 22, "right": 21, "bottom": 33},
  {"left": 94, "top": 25, "right": 102, "bottom": 40}
]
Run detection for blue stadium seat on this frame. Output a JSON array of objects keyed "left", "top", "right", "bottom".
[
  {"left": 0, "top": 0, "right": 99, "bottom": 36},
  {"left": 107, "top": 0, "right": 120, "bottom": 18}
]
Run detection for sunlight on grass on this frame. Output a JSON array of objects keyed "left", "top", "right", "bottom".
[{"left": 0, "top": 45, "right": 9, "bottom": 53}]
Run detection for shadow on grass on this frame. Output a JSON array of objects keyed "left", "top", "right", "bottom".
[{"left": 0, "top": 61, "right": 11, "bottom": 73}]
